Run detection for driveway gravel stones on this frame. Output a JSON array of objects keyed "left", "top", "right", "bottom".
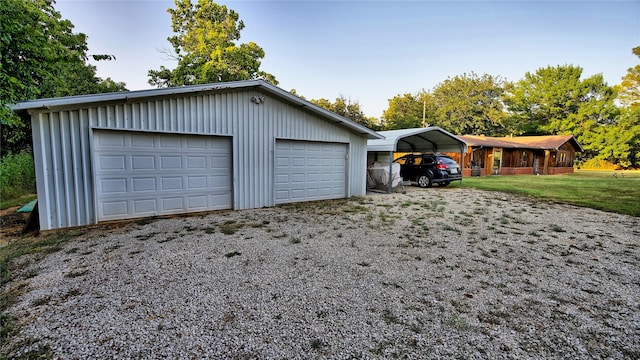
[{"left": 4, "top": 187, "right": 639, "bottom": 359}]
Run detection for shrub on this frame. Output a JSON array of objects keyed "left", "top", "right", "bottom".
[
  {"left": 578, "top": 158, "right": 619, "bottom": 170},
  {"left": 0, "top": 150, "right": 36, "bottom": 202}
]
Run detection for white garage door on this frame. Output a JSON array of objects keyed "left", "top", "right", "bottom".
[
  {"left": 274, "top": 140, "right": 347, "bottom": 204},
  {"left": 93, "top": 130, "right": 232, "bottom": 221}
]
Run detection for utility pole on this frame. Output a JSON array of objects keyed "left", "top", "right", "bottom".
[{"left": 422, "top": 97, "right": 426, "bottom": 128}]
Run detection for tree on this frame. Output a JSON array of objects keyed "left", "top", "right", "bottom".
[
  {"left": 382, "top": 91, "right": 436, "bottom": 130},
  {"left": 148, "top": 0, "right": 277, "bottom": 87},
  {"left": 587, "top": 106, "right": 640, "bottom": 168},
  {"left": 1, "top": 0, "right": 126, "bottom": 155},
  {"left": 431, "top": 72, "right": 507, "bottom": 136},
  {"left": 504, "top": 65, "right": 617, "bottom": 136},
  {"left": 310, "top": 95, "right": 381, "bottom": 130},
  {"left": 505, "top": 65, "right": 621, "bottom": 163},
  {"left": 616, "top": 46, "right": 640, "bottom": 108}
]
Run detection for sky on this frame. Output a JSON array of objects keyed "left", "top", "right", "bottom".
[{"left": 54, "top": 0, "right": 640, "bottom": 118}]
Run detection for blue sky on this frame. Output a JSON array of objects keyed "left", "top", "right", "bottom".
[{"left": 55, "top": 0, "right": 639, "bottom": 118}]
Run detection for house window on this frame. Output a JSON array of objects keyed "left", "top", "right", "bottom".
[
  {"left": 521, "top": 151, "right": 528, "bottom": 167},
  {"left": 557, "top": 152, "right": 569, "bottom": 167}
]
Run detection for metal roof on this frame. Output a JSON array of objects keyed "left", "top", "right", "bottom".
[
  {"left": 368, "top": 127, "right": 468, "bottom": 153},
  {"left": 459, "top": 135, "right": 583, "bottom": 152},
  {"left": 11, "top": 79, "right": 383, "bottom": 140}
]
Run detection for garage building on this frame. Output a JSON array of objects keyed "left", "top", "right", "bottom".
[{"left": 12, "top": 80, "right": 383, "bottom": 230}]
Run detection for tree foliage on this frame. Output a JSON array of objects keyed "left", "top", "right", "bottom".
[
  {"left": 1, "top": 0, "right": 126, "bottom": 155},
  {"left": 148, "top": 0, "right": 277, "bottom": 87},
  {"left": 510, "top": 66, "right": 619, "bottom": 136},
  {"left": 616, "top": 46, "right": 640, "bottom": 109},
  {"left": 431, "top": 72, "right": 507, "bottom": 136},
  {"left": 310, "top": 96, "right": 381, "bottom": 130},
  {"left": 504, "top": 65, "right": 621, "bottom": 161},
  {"left": 382, "top": 91, "right": 436, "bottom": 130}
]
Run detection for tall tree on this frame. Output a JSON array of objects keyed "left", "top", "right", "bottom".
[
  {"left": 149, "top": 0, "right": 277, "bottom": 87},
  {"left": 1, "top": 0, "right": 127, "bottom": 155},
  {"left": 616, "top": 46, "right": 640, "bottom": 109},
  {"left": 504, "top": 65, "right": 617, "bottom": 137},
  {"left": 505, "top": 65, "right": 619, "bottom": 162},
  {"left": 586, "top": 106, "right": 640, "bottom": 168},
  {"left": 310, "top": 96, "right": 381, "bottom": 130},
  {"left": 431, "top": 72, "right": 507, "bottom": 136},
  {"left": 382, "top": 91, "right": 435, "bottom": 130}
]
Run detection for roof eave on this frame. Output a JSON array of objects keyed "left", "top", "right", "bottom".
[{"left": 10, "top": 80, "right": 383, "bottom": 140}]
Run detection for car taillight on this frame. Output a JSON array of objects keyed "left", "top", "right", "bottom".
[{"left": 436, "top": 164, "right": 447, "bottom": 169}]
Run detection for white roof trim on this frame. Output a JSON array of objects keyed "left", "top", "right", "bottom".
[{"left": 11, "top": 80, "right": 383, "bottom": 139}]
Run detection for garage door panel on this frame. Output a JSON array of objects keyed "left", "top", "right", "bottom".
[
  {"left": 161, "top": 177, "right": 183, "bottom": 190},
  {"left": 100, "top": 178, "right": 127, "bottom": 194},
  {"left": 103, "top": 201, "right": 128, "bottom": 217},
  {"left": 98, "top": 132, "right": 126, "bottom": 147},
  {"left": 94, "top": 131, "right": 232, "bottom": 221},
  {"left": 160, "top": 136, "right": 181, "bottom": 148},
  {"left": 132, "top": 156, "right": 155, "bottom": 170},
  {"left": 187, "top": 176, "right": 207, "bottom": 189},
  {"left": 99, "top": 155, "right": 126, "bottom": 170},
  {"left": 134, "top": 199, "right": 156, "bottom": 214},
  {"left": 162, "top": 197, "right": 184, "bottom": 211},
  {"left": 274, "top": 140, "right": 346, "bottom": 204},
  {"left": 132, "top": 178, "right": 156, "bottom": 192},
  {"left": 187, "top": 137, "right": 207, "bottom": 149},
  {"left": 188, "top": 195, "right": 208, "bottom": 209},
  {"left": 131, "top": 134, "right": 154, "bottom": 148},
  {"left": 187, "top": 156, "right": 207, "bottom": 169},
  {"left": 160, "top": 156, "right": 182, "bottom": 170}
]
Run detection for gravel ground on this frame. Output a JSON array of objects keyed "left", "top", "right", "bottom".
[{"left": 4, "top": 187, "right": 640, "bottom": 359}]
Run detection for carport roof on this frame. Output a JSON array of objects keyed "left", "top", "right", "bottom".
[
  {"left": 368, "top": 127, "right": 468, "bottom": 153},
  {"left": 11, "top": 79, "right": 383, "bottom": 140}
]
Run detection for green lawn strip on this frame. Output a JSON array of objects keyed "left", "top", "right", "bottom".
[
  {"left": 461, "top": 171, "right": 640, "bottom": 216},
  {"left": 0, "top": 194, "right": 37, "bottom": 211}
]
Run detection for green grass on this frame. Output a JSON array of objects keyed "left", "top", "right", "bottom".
[
  {"left": 460, "top": 170, "right": 640, "bottom": 216},
  {"left": 0, "top": 194, "right": 37, "bottom": 211},
  {"left": 0, "top": 151, "right": 36, "bottom": 207}
]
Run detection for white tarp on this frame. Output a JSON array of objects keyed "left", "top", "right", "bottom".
[{"left": 367, "top": 162, "right": 402, "bottom": 189}]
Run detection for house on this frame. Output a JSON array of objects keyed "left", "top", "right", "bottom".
[
  {"left": 11, "top": 80, "right": 383, "bottom": 230},
  {"left": 449, "top": 134, "right": 583, "bottom": 177}
]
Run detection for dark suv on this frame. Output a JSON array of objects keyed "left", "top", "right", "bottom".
[{"left": 394, "top": 154, "right": 462, "bottom": 187}]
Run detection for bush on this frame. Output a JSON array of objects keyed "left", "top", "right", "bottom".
[
  {"left": 578, "top": 158, "right": 620, "bottom": 170},
  {"left": 0, "top": 151, "right": 36, "bottom": 202}
]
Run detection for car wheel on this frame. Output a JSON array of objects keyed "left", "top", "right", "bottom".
[{"left": 417, "top": 174, "right": 431, "bottom": 188}]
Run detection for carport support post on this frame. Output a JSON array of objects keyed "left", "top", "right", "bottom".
[{"left": 388, "top": 151, "right": 394, "bottom": 193}]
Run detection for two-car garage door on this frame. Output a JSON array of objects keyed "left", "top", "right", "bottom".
[
  {"left": 93, "top": 132, "right": 348, "bottom": 222},
  {"left": 93, "top": 130, "right": 232, "bottom": 221}
]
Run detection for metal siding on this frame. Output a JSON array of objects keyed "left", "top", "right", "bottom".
[{"left": 29, "top": 89, "right": 369, "bottom": 229}]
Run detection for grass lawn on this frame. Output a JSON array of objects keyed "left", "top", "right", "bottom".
[{"left": 458, "top": 170, "right": 640, "bottom": 217}]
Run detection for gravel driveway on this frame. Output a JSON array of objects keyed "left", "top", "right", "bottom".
[{"left": 5, "top": 187, "right": 640, "bottom": 359}]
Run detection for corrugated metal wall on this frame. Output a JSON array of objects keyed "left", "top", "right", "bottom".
[{"left": 30, "top": 89, "right": 368, "bottom": 230}]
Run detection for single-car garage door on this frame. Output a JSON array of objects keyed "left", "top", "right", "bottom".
[
  {"left": 274, "top": 140, "right": 347, "bottom": 204},
  {"left": 93, "top": 130, "right": 232, "bottom": 221}
]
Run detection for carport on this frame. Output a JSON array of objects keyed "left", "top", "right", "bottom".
[{"left": 367, "top": 127, "right": 468, "bottom": 192}]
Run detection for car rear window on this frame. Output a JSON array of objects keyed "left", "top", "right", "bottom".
[{"left": 437, "top": 157, "right": 456, "bottom": 164}]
